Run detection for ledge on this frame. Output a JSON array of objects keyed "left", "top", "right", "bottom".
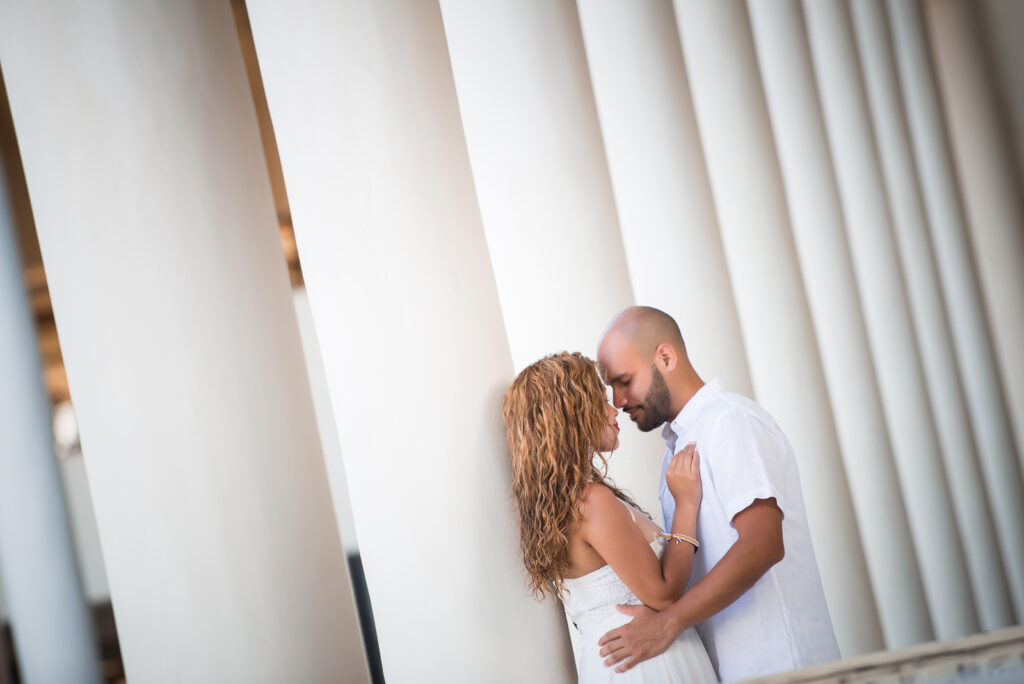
[{"left": 742, "top": 625, "right": 1024, "bottom": 683}]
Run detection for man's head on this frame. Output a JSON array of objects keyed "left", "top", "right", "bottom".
[{"left": 597, "top": 306, "right": 700, "bottom": 432}]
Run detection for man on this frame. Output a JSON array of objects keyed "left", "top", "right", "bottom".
[{"left": 595, "top": 306, "right": 839, "bottom": 681}]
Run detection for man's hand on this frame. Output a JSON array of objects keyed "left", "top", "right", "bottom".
[{"left": 597, "top": 604, "right": 677, "bottom": 673}]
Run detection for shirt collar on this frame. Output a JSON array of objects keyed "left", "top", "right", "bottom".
[{"left": 661, "top": 378, "right": 723, "bottom": 446}]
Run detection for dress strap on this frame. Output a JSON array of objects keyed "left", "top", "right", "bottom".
[{"left": 616, "top": 497, "right": 637, "bottom": 523}]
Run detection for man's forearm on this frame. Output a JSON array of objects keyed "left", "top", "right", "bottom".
[{"left": 661, "top": 537, "right": 777, "bottom": 634}]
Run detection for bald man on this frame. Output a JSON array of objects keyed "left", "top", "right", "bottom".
[{"left": 595, "top": 306, "right": 839, "bottom": 681}]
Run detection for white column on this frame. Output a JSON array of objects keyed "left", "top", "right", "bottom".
[
  {"left": 747, "top": 0, "right": 932, "bottom": 649},
  {"left": 293, "top": 288, "right": 360, "bottom": 557},
  {"left": 0, "top": 100, "right": 101, "bottom": 683},
  {"left": 439, "top": 0, "right": 665, "bottom": 517},
  {"left": 802, "top": 0, "right": 979, "bottom": 639},
  {"left": 0, "top": 2, "right": 365, "bottom": 681},
  {"left": 923, "top": 0, "right": 1024, "bottom": 472},
  {"left": 674, "top": 0, "right": 883, "bottom": 656},
  {"left": 58, "top": 450, "right": 110, "bottom": 604},
  {"left": 574, "top": 0, "right": 754, "bottom": 398},
  {"left": 978, "top": 0, "right": 1024, "bottom": 189},
  {"left": 243, "top": 1, "right": 575, "bottom": 681},
  {"left": 921, "top": 0, "right": 1024, "bottom": 618},
  {"left": 854, "top": 0, "right": 1016, "bottom": 630}
]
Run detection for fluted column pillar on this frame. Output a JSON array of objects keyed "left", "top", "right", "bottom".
[
  {"left": 0, "top": 88, "right": 101, "bottom": 684},
  {"left": 0, "top": 2, "right": 364, "bottom": 681},
  {"left": 923, "top": 0, "right": 1024, "bottom": 473},
  {"left": 803, "top": 0, "right": 978, "bottom": 639},
  {"left": 575, "top": 0, "right": 753, "bottom": 398},
  {"left": 853, "top": 0, "right": 1016, "bottom": 630},
  {"left": 244, "top": 1, "right": 575, "bottom": 681},
  {"left": 674, "top": 0, "right": 882, "bottom": 656},
  {"left": 292, "top": 289, "right": 361, "bottom": 557},
  {"left": 439, "top": 0, "right": 665, "bottom": 516},
  {"left": 748, "top": 0, "right": 932, "bottom": 649},
  {"left": 921, "top": 0, "right": 1024, "bottom": 619},
  {"left": 977, "top": 0, "right": 1024, "bottom": 188}
]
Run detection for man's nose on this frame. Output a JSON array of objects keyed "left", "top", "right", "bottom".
[{"left": 612, "top": 389, "right": 626, "bottom": 408}]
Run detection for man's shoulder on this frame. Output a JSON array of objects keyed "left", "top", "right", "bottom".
[
  {"left": 699, "top": 391, "right": 765, "bottom": 426},
  {"left": 700, "top": 392, "right": 787, "bottom": 446},
  {"left": 716, "top": 387, "right": 764, "bottom": 411}
]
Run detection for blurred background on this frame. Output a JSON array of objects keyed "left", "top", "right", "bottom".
[{"left": 0, "top": 0, "right": 1022, "bottom": 682}]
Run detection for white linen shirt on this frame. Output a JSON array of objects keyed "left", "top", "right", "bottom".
[{"left": 660, "top": 379, "right": 840, "bottom": 682}]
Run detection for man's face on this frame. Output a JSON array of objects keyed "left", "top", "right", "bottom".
[{"left": 597, "top": 333, "right": 674, "bottom": 432}]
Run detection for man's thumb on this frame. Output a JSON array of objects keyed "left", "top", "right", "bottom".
[{"left": 616, "top": 604, "right": 642, "bottom": 617}]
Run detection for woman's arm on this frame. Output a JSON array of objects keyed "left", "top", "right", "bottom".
[{"left": 579, "top": 446, "right": 701, "bottom": 610}]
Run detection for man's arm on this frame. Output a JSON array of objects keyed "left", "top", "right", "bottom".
[{"left": 597, "top": 498, "right": 784, "bottom": 673}]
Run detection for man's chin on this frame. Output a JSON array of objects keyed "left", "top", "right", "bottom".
[
  {"left": 626, "top": 409, "right": 662, "bottom": 432},
  {"left": 632, "top": 412, "right": 664, "bottom": 432}
]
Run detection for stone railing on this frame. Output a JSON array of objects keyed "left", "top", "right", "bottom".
[{"left": 743, "top": 625, "right": 1024, "bottom": 683}]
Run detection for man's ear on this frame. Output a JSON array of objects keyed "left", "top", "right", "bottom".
[{"left": 654, "top": 343, "right": 678, "bottom": 372}]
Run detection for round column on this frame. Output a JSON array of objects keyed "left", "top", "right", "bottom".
[
  {"left": 292, "top": 289, "right": 361, "bottom": 557},
  {"left": 673, "top": 0, "right": 883, "bottom": 656},
  {"left": 0, "top": 2, "right": 365, "bottom": 681},
  {"left": 243, "top": 1, "right": 576, "bottom": 681},
  {"left": 976, "top": 0, "right": 1024, "bottom": 188},
  {"left": 854, "top": 0, "right": 1015, "bottom": 630},
  {"left": 802, "top": 0, "right": 979, "bottom": 639},
  {"left": 747, "top": 0, "right": 932, "bottom": 649},
  {"left": 923, "top": 0, "right": 1024, "bottom": 472},
  {"left": 921, "top": 0, "right": 1024, "bottom": 618},
  {"left": 0, "top": 96, "right": 101, "bottom": 683},
  {"left": 574, "top": 0, "right": 753, "bottom": 398},
  {"left": 438, "top": 0, "right": 665, "bottom": 517}
]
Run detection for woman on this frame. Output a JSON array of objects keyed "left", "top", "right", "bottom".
[{"left": 503, "top": 352, "right": 717, "bottom": 682}]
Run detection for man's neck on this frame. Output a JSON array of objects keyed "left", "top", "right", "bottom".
[{"left": 668, "top": 375, "right": 706, "bottom": 419}]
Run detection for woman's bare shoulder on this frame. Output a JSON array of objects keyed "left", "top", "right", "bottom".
[{"left": 579, "top": 482, "right": 625, "bottom": 521}]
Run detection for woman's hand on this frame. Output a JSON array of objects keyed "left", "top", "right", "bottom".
[{"left": 666, "top": 443, "right": 701, "bottom": 508}]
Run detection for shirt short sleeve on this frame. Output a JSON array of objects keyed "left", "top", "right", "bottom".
[{"left": 706, "top": 407, "right": 789, "bottom": 526}]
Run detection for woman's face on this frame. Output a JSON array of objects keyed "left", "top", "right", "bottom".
[{"left": 598, "top": 401, "right": 620, "bottom": 452}]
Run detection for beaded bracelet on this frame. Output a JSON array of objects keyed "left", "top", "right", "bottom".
[{"left": 658, "top": 532, "right": 700, "bottom": 551}]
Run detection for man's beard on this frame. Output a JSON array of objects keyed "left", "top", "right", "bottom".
[{"left": 636, "top": 365, "right": 673, "bottom": 432}]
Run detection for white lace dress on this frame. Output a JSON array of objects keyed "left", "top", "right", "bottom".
[{"left": 561, "top": 531, "right": 718, "bottom": 682}]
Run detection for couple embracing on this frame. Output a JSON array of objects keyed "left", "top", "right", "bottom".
[{"left": 503, "top": 307, "right": 840, "bottom": 682}]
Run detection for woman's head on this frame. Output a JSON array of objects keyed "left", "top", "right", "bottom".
[
  {"left": 502, "top": 351, "right": 631, "bottom": 599},
  {"left": 504, "top": 351, "right": 617, "bottom": 465}
]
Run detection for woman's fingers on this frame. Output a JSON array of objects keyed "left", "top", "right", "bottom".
[{"left": 671, "top": 442, "right": 696, "bottom": 471}]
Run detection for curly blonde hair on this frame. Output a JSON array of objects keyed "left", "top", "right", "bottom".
[{"left": 503, "top": 351, "right": 639, "bottom": 600}]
